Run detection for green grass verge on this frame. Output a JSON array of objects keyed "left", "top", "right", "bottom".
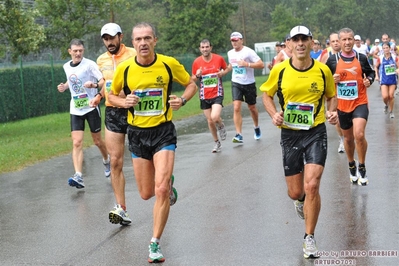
[{"left": 0, "top": 76, "right": 267, "bottom": 174}]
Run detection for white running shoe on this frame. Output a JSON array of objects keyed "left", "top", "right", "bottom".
[
  {"left": 349, "top": 162, "right": 359, "bottom": 184},
  {"left": 303, "top": 235, "right": 320, "bottom": 259},
  {"left": 357, "top": 166, "right": 369, "bottom": 186},
  {"left": 212, "top": 141, "right": 222, "bottom": 153},
  {"left": 109, "top": 204, "right": 132, "bottom": 225},
  {"left": 103, "top": 155, "right": 111, "bottom": 178},
  {"left": 294, "top": 200, "right": 304, "bottom": 220},
  {"left": 338, "top": 140, "right": 345, "bottom": 153},
  {"left": 218, "top": 123, "right": 227, "bottom": 141},
  {"left": 148, "top": 242, "right": 165, "bottom": 263}
]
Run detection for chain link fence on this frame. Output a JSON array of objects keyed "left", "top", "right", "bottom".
[{"left": 0, "top": 50, "right": 272, "bottom": 123}]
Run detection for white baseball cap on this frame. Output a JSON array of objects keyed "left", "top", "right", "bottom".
[
  {"left": 375, "top": 38, "right": 380, "bottom": 43},
  {"left": 289, "top": 25, "right": 312, "bottom": 38},
  {"left": 101, "top": 23, "right": 122, "bottom": 37},
  {"left": 354, "top": 35, "right": 361, "bottom": 41},
  {"left": 230, "top": 32, "right": 243, "bottom": 40}
]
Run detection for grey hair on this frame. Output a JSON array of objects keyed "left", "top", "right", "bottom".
[
  {"left": 69, "top": 39, "right": 84, "bottom": 49},
  {"left": 132, "top": 22, "right": 157, "bottom": 38},
  {"left": 337, "top": 28, "right": 354, "bottom": 39}
]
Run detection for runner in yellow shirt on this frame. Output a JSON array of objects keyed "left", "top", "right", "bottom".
[{"left": 108, "top": 22, "right": 197, "bottom": 263}]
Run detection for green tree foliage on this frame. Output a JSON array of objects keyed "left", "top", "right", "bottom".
[
  {"left": 158, "top": 0, "right": 237, "bottom": 55},
  {"left": 228, "top": 0, "right": 273, "bottom": 48},
  {"left": 3, "top": 0, "right": 399, "bottom": 63},
  {"left": 113, "top": 0, "right": 166, "bottom": 48},
  {"left": 35, "top": 0, "right": 113, "bottom": 58},
  {"left": 0, "top": 0, "right": 45, "bottom": 63},
  {"left": 269, "top": 4, "right": 301, "bottom": 42},
  {"left": 304, "top": 0, "right": 399, "bottom": 42}
]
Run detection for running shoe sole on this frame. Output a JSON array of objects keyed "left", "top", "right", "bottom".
[
  {"left": 148, "top": 257, "right": 165, "bottom": 263},
  {"left": 350, "top": 176, "right": 358, "bottom": 184},
  {"left": 304, "top": 253, "right": 320, "bottom": 259},
  {"left": 109, "top": 212, "right": 131, "bottom": 225},
  {"left": 357, "top": 178, "right": 369, "bottom": 186},
  {"left": 232, "top": 138, "right": 243, "bottom": 143},
  {"left": 170, "top": 187, "right": 178, "bottom": 206},
  {"left": 68, "top": 178, "right": 84, "bottom": 189}
]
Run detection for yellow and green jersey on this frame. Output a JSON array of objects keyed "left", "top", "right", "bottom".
[{"left": 111, "top": 53, "right": 191, "bottom": 128}]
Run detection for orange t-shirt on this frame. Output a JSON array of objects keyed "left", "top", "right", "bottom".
[{"left": 335, "top": 56, "right": 368, "bottom": 112}]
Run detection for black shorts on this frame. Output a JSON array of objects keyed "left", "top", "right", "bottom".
[
  {"left": 105, "top": 106, "right": 128, "bottom": 134},
  {"left": 231, "top": 82, "right": 257, "bottom": 105},
  {"left": 280, "top": 123, "right": 327, "bottom": 176},
  {"left": 127, "top": 121, "right": 177, "bottom": 160},
  {"left": 338, "top": 104, "right": 369, "bottom": 130},
  {"left": 70, "top": 108, "right": 102, "bottom": 133},
  {"left": 200, "top": 96, "right": 224, "bottom": 110}
]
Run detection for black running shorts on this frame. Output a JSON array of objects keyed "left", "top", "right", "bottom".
[
  {"left": 200, "top": 96, "right": 224, "bottom": 110},
  {"left": 231, "top": 81, "right": 257, "bottom": 105},
  {"left": 280, "top": 123, "right": 328, "bottom": 176},
  {"left": 127, "top": 121, "right": 177, "bottom": 160},
  {"left": 105, "top": 106, "right": 128, "bottom": 134},
  {"left": 338, "top": 104, "right": 369, "bottom": 130},
  {"left": 70, "top": 108, "right": 102, "bottom": 133}
]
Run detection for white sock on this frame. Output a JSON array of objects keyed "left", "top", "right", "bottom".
[{"left": 151, "top": 237, "right": 160, "bottom": 243}]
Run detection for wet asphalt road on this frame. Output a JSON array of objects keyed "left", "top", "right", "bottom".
[{"left": 0, "top": 82, "right": 398, "bottom": 266}]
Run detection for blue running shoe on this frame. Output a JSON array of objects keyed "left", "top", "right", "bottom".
[
  {"left": 254, "top": 127, "right": 261, "bottom": 140},
  {"left": 68, "top": 173, "right": 85, "bottom": 189},
  {"left": 232, "top": 133, "right": 243, "bottom": 143}
]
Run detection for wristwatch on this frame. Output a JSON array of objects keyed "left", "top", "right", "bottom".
[{"left": 180, "top": 97, "right": 187, "bottom": 106}]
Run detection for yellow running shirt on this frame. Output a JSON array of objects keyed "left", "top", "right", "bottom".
[
  {"left": 111, "top": 53, "right": 191, "bottom": 128},
  {"left": 260, "top": 59, "right": 335, "bottom": 130}
]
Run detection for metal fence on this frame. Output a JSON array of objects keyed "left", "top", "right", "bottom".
[{"left": 0, "top": 50, "right": 273, "bottom": 123}]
